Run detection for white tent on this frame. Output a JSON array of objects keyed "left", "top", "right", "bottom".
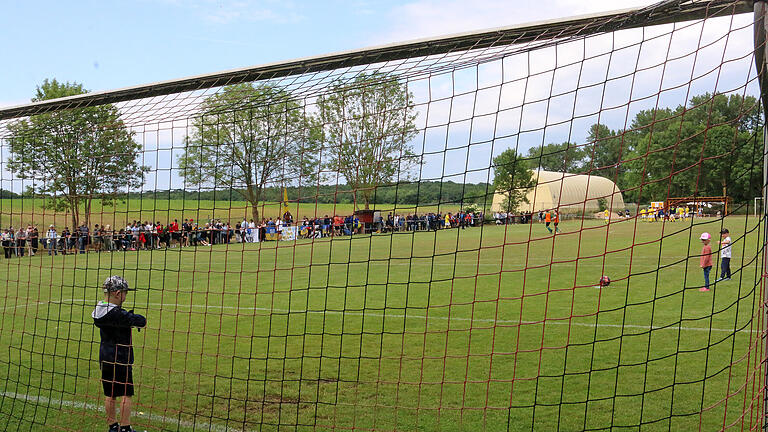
[{"left": 492, "top": 170, "right": 626, "bottom": 214}]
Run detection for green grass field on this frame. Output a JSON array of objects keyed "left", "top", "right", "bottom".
[
  {"left": 0, "top": 216, "right": 763, "bottom": 431},
  {"left": 0, "top": 199, "right": 465, "bottom": 229}
]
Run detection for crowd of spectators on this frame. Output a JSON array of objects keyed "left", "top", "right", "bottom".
[
  {"left": 371, "top": 211, "right": 484, "bottom": 233},
  {"left": 0, "top": 210, "right": 486, "bottom": 258},
  {"left": 492, "top": 211, "right": 536, "bottom": 224}
]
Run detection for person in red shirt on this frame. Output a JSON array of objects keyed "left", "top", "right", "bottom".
[
  {"left": 544, "top": 211, "right": 552, "bottom": 233},
  {"left": 168, "top": 220, "right": 179, "bottom": 247},
  {"left": 156, "top": 224, "right": 166, "bottom": 248},
  {"left": 699, "top": 232, "right": 713, "bottom": 292}
]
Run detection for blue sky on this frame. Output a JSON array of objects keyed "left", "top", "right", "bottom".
[
  {"left": 0, "top": 0, "right": 659, "bottom": 107},
  {"left": 0, "top": 0, "right": 759, "bottom": 191}
]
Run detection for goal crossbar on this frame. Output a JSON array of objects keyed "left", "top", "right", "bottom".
[{"left": 0, "top": 0, "right": 752, "bottom": 121}]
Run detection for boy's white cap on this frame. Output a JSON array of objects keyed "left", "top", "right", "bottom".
[{"left": 700, "top": 232, "right": 711, "bottom": 240}]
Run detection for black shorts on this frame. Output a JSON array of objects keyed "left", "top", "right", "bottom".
[
  {"left": 101, "top": 362, "right": 134, "bottom": 397},
  {"left": 546, "top": 222, "right": 551, "bottom": 227}
]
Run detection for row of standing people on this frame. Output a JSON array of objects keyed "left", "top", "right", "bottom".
[
  {"left": 374, "top": 212, "right": 484, "bottom": 233},
  {"left": 0, "top": 225, "right": 40, "bottom": 258},
  {"left": 2, "top": 210, "right": 488, "bottom": 259}
]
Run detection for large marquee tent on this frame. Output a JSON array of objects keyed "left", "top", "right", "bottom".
[{"left": 492, "top": 170, "right": 626, "bottom": 214}]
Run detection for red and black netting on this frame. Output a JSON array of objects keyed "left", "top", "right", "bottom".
[{"left": 0, "top": 1, "right": 766, "bottom": 430}]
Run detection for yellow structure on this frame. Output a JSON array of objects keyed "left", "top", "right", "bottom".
[{"left": 491, "top": 170, "right": 626, "bottom": 214}]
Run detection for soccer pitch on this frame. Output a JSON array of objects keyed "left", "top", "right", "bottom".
[{"left": 0, "top": 216, "right": 763, "bottom": 431}]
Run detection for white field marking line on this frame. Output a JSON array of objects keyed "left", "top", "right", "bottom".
[
  {"left": 0, "top": 301, "right": 50, "bottom": 312},
  {"left": 0, "top": 391, "right": 239, "bottom": 432},
  {"left": 50, "top": 299, "right": 760, "bottom": 334}
]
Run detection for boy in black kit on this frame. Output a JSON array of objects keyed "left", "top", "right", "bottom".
[{"left": 92, "top": 276, "right": 147, "bottom": 432}]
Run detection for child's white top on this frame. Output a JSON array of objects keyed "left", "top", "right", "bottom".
[{"left": 721, "top": 236, "right": 732, "bottom": 258}]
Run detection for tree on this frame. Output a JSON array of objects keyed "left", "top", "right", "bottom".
[
  {"left": 492, "top": 149, "right": 536, "bottom": 212},
  {"left": 622, "top": 93, "right": 762, "bottom": 203},
  {"left": 178, "top": 83, "right": 320, "bottom": 222},
  {"left": 686, "top": 93, "right": 762, "bottom": 202},
  {"left": 6, "top": 79, "right": 146, "bottom": 228},
  {"left": 0, "top": 189, "right": 19, "bottom": 199},
  {"left": 317, "top": 73, "right": 419, "bottom": 209},
  {"left": 585, "top": 124, "right": 628, "bottom": 178},
  {"left": 621, "top": 107, "right": 677, "bottom": 202},
  {"left": 526, "top": 142, "right": 586, "bottom": 173}
]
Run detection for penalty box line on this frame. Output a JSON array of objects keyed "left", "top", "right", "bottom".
[
  {"left": 0, "top": 391, "right": 238, "bottom": 432},
  {"left": 35, "top": 298, "right": 761, "bottom": 335}
]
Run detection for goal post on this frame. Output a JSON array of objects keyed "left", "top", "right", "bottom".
[
  {"left": 755, "top": 1, "right": 768, "bottom": 426},
  {"left": 0, "top": 1, "right": 766, "bottom": 431}
]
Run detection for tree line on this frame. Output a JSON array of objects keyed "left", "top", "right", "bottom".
[
  {"left": 149, "top": 182, "right": 493, "bottom": 205},
  {"left": 494, "top": 93, "right": 763, "bottom": 211},
  {"left": 4, "top": 77, "right": 763, "bottom": 227},
  {"left": 0, "top": 182, "right": 493, "bottom": 206}
]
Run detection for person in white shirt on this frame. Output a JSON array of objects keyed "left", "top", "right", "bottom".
[
  {"left": 716, "top": 228, "right": 732, "bottom": 282},
  {"left": 130, "top": 224, "right": 139, "bottom": 249},
  {"left": 249, "top": 219, "right": 257, "bottom": 242},
  {"left": 1, "top": 229, "right": 12, "bottom": 259},
  {"left": 15, "top": 227, "right": 26, "bottom": 257},
  {"left": 47, "top": 225, "right": 58, "bottom": 256},
  {"left": 145, "top": 222, "right": 155, "bottom": 249}
]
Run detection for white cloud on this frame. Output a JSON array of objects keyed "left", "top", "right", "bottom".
[
  {"left": 373, "top": 0, "right": 657, "bottom": 45},
  {"left": 364, "top": 3, "right": 759, "bottom": 183}
]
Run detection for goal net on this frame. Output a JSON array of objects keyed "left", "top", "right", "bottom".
[{"left": 0, "top": 1, "right": 766, "bottom": 430}]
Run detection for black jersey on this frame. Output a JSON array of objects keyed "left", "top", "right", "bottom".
[{"left": 92, "top": 302, "right": 146, "bottom": 365}]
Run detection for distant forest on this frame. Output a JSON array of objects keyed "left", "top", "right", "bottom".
[{"left": 0, "top": 181, "right": 495, "bottom": 206}]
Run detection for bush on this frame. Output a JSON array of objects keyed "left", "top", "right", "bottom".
[
  {"left": 597, "top": 198, "right": 607, "bottom": 212},
  {"left": 464, "top": 204, "right": 480, "bottom": 214}
]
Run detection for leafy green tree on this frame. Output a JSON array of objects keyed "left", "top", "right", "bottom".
[
  {"left": 317, "top": 73, "right": 419, "bottom": 209},
  {"left": 622, "top": 93, "right": 762, "bottom": 203},
  {"left": 178, "top": 83, "right": 320, "bottom": 222},
  {"left": 585, "top": 123, "right": 629, "bottom": 182},
  {"left": 621, "top": 107, "right": 676, "bottom": 202},
  {"left": 526, "top": 142, "right": 586, "bottom": 173},
  {"left": 6, "top": 79, "right": 146, "bottom": 227},
  {"left": 493, "top": 149, "right": 536, "bottom": 212},
  {"left": 687, "top": 93, "right": 762, "bottom": 202}
]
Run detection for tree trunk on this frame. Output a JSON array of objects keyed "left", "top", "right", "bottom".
[
  {"left": 251, "top": 202, "right": 260, "bottom": 223},
  {"left": 69, "top": 197, "right": 79, "bottom": 228},
  {"left": 722, "top": 180, "right": 727, "bottom": 215},
  {"left": 85, "top": 198, "right": 92, "bottom": 228},
  {"left": 246, "top": 184, "right": 260, "bottom": 222},
  {"left": 363, "top": 187, "right": 373, "bottom": 210}
]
